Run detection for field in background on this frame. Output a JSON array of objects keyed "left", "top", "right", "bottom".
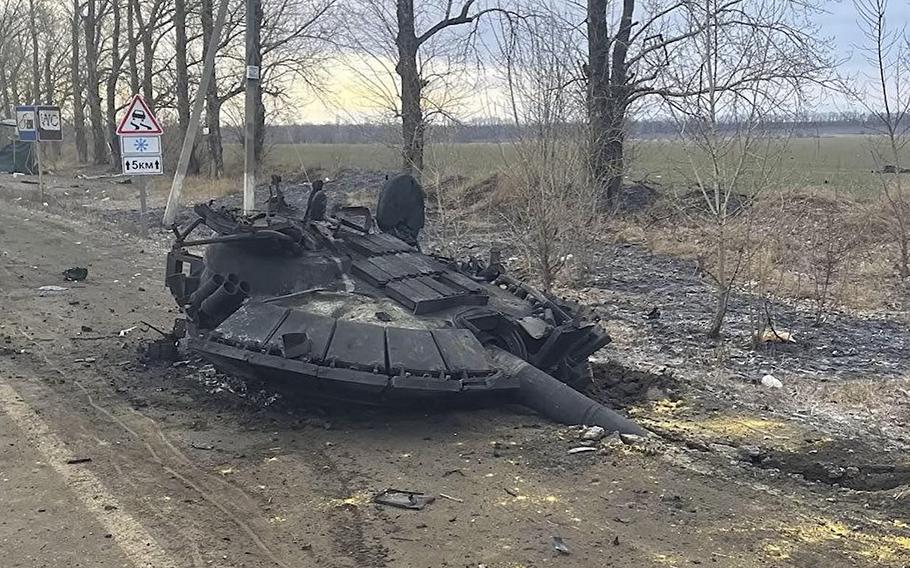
[{"left": 222, "top": 135, "right": 910, "bottom": 195}]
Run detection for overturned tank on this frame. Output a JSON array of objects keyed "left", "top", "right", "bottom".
[{"left": 163, "top": 175, "right": 643, "bottom": 435}]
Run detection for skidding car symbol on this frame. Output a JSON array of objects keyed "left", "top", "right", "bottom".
[{"left": 130, "top": 108, "right": 153, "bottom": 130}]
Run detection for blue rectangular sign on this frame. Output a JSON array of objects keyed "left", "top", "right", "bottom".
[{"left": 15, "top": 105, "right": 36, "bottom": 141}]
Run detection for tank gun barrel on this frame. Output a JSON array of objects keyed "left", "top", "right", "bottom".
[{"left": 489, "top": 348, "right": 646, "bottom": 436}]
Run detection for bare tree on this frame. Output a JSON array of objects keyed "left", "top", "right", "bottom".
[
  {"left": 845, "top": 0, "right": 910, "bottom": 279},
  {"left": 174, "top": 0, "right": 200, "bottom": 173},
  {"left": 583, "top": 0, "right": 829, "bottom": 208},
  {"left": 71, "top": 0, "right": 88, "bottom": 161},
  {"left": 494, "top": 3, "right": 600, "bottom": 290},
  {"left": 197, "top": 0, "right": 335, "bottom": 175},
  {"left": 347, "top": 0, "right": 510, "bottom": 174},
  {"left": 28, "top": 0, "right": 41, "bottom": 102},
  {"left": 83, "top": 0, "right": 108, "bottom": 164},
  {"left": 661, "top": 0, "right": 825, "bottom": 338},
  {"left": 105, "top": 0, "right": 124, "bottom": 165}
]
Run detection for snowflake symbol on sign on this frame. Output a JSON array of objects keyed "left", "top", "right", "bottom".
[{"left": 133, "top": 138, "right": 149, "bottom": 152}]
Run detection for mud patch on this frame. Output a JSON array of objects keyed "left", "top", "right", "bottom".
[{"left": 753, "top": 440, "right": 910, "bottom": 491}]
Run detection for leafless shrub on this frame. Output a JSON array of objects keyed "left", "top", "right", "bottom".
[
  {"left": 842, "top": 0, "right": 910, "bottom": 280},
  {"left": 658, "top": 0, "right": 828, "bottom": 338},
  {"left": 804, "top": 210, "right": 864, "bottom": 325},
  {"left": 489, "top": 4, "right": 601, "bottom": 290}
]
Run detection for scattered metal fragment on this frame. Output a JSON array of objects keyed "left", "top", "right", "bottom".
[
  {"left": 372, "top": 489, "right": 435, "bottom": 510},
  {"left": 581, "top": 425, "right": 606, "bottom": 441},
  {"left": 568, "top": 446, "right": 597, "bottom": 454},
  {"left": 551, "top": 536, "right": 570, "bottom": 555},
  {"left": 66, "top": 457, "right": 92, "bottom": 465},
  {"left": 62, "top": 267, "right": 88, "bottom": 281},
  {"left": 438, "top": 493, "right": 463, "bottom": 503}
]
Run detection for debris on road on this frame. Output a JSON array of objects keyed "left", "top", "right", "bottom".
[
  {"left": 551, "top": 536, "right": 570, "bottom": 555},
  {"left": 568, "top": 446, "right": 597, "bottom": 454},
  {"left": 760, "top": 374, "right": 783, "bottom": 389},
  {"left": 439, "top": 493, "right": 463, "bottom": 503},
  {"left": 372, "top": 489, "right": 435, "bottom": 510},
  {"left": 581, "top": 425, "right": 606, "bottom": 441},
  {"left": 66, "top": 457, "right": 92, "bottom": 465},
  {"left": 38, "top": 285, "right": 67, "bottom": 293},
  {"left": 62, "top": 267, "right": 88, "bottom": 281}
]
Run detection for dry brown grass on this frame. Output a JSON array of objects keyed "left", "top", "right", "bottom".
[
  {"left": 621, "top": 185, "right": 905, "bottom": 314},
  {"left": 144, "top": 175, "right": 241, "bottom": 203}
]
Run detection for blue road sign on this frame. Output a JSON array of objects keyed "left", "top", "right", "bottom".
[{"left": 16, "top": 106, "right": 36, "bottom": 141}]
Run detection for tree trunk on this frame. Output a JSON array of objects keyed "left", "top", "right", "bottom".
[
  {"left": 83, "top": 0, "right": 107, "bottom": 164},
  {"left": 251, "top": 0, "right": 264, "bottom": 164},
  {"left": 43, "top": 45, "right": 60, "bottom": 158},
  {"left": 28, "top": 0, "right": 40, "bottom": 103},
  {"left": 127, "top": 0, "right": 140, "bottom": 94},
  {"left": 707, "top": 286, "right": 729, "bottom": 339},
  {"left": 106, "top": 0, "right": 122, "bottom": 167},
  {"left": 140, "top": 14, "right": 154, "bottom": 112},
  {"left": 255, "top": 89, "right": 265, "bottom": 163},
  {"left": 707, "top": 222, "right": 728, "bottom": 338},
  {"left": 586, "top": 0, "right": 634, "bottom": 209},
  {"left": 0, "top": 60, "right": 9, "bottom": 112},
  {"left": 10, "top": 59, "right": 21, "bottom": 107},
  {"left": 71, "top": 0, "right": 87, "bottom": 162},
  {"left": 587, "top": 0, "right": 610, "bottom": 203},
  {"left": 43, "top": 52, "right": 52, "bottom": 108},
  {"left": 174, "top": 0, "right": 199, "bottom": 174},
  {"left": 603, "top": 100, "right": 626, "bottom": 207},
  {"left": 396, "top": 0, "right": 423, "bottom": 173},
  {"left": 201, "top": 0, "right": 223, "bottom": 177}
]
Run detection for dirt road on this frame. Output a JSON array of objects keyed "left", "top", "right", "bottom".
[{"left": 1, "top": 195, "right": 909, "bottom": 567}]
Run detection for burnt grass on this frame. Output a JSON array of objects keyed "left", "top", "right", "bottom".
[{"left": 587, "top": 243, "right": 910, "bottom": 382}]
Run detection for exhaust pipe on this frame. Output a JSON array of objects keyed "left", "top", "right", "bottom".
[
  {"left": 189, "top": 273, "right": 225, "bottom": 310},
  {"left": 488, "top": 348, "right": 647, "bottom": 436},
  {"left": 199, "top": 279, "right": 251, "bottom": 328}
]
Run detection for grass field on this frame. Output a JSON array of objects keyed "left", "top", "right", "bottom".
[{"left": 221, "top": 135, "right": 910, "bottom": 195}]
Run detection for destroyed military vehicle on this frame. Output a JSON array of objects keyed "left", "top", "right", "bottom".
[{"left": 163, "top": 175, "right": 643, "bottom": 434}]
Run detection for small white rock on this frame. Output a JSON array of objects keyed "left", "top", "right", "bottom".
[
  {"left": 760, "top": 374, "right": 783, "bottom": 389},
  {"left": 581, "top": 426, "right": 606, "bottom": 441}
]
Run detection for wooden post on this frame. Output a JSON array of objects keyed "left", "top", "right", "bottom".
[
  {"left": 162, "top": 0, "right": 231, "bottom": 226},
  {"left": 242, "top": 0, "right": 261, "bottom": 214}
]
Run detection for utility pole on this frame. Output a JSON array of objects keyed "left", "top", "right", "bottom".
[
  {"left": 243, "top": 0, "right": 261, "bottom": 214},
  {"left": 162, "top": 0, "right": 231, "bottom": 226}
]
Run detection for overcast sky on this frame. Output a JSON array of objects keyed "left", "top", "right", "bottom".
[{"left": 818, "top": 0, "right": 910, "bottom": 70}]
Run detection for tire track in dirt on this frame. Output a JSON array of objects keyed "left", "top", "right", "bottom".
[
  {"left": 0, "top": 207, "right": 297, "bottom": 567},
  {"left": 0, "top": 378, "right": 178, "bottom": 568}
]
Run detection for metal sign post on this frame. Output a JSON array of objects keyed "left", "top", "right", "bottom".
[
  {"left": 117, "top": 95, "right": 164, "bottom": 237},
  {"left": 16, "top": 104, "right": 61, "bottom": 202}
]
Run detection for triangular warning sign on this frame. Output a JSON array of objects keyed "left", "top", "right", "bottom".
[{"left": 116, "top": 94, "right": 163, "bottom": 135}]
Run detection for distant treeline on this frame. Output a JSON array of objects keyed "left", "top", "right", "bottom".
[{"left": 265, "top": 114, "right": 897, "bottom": 145}]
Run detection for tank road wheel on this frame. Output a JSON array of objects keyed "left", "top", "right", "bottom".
[{"left": 560, "top": 361, "right": 594, "bottom": 391}]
